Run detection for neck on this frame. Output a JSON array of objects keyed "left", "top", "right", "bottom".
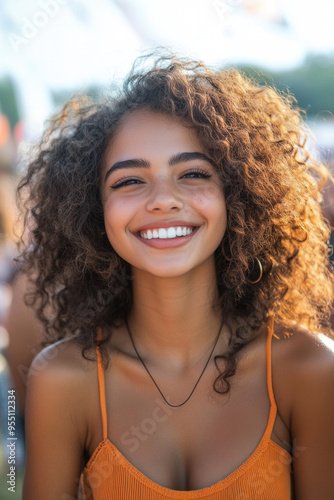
[{"left": 127, "top": 258, "right": 226, "bottom": 369}]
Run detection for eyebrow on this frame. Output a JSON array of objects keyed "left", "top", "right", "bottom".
[{"left": 103, "top": 151, "right": 213, "bottom": 183}]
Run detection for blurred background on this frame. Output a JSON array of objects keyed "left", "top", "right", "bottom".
[{"left": 0, "top": 0, "right": 334, "bottom": 497}]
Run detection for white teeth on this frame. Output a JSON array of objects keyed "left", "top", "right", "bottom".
[
  {"left": 167, "top": 227, "right": 176, "bottom": 238},
  {"left": 158, "top": 228, "right": 167, "bottom": 239},
  {"left": 140, "top": 226, "right": 195, "bottom": 240}
]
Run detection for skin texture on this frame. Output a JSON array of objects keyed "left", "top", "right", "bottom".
[{"left": 23, "top": 111, "right": 334, "bottom": 499}]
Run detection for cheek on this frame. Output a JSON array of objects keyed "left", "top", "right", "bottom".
[
  {"left": 192, "top": 187, "right": 227, "bottom": 247},
  {"left": 191, "top": 186, "right": 226, "bottom": 219},
  {"left": 103, "top": 198, "right": 118, "bottom": 231},
  {"left": 103, "top": 197, "right": 131, "bottom": 246}
]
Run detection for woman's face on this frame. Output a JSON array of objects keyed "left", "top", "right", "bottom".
[{"left": 100, "top": 110, "right": 227, "bottom": 278}]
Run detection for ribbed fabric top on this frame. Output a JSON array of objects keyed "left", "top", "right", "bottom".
[{"left": 79, "top": 317, "right": 292, "bottom": 499}]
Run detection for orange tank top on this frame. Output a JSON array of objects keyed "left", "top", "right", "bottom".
[{"left": 79, "top": 317, "right": 292, "bottom": 499}]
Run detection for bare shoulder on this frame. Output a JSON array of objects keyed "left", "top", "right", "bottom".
[
  {"left": 270, "top": 322, "right": 334, "bottom": 429},
  {"left": 271, "top": 324, "right": 334, "bottom": 498},
  {"left": 26, "top": 337, "right": 102, "bottom": 452},
  {"left": 272, "top": 322, "right": 334, "bottom": 376},
  {"left": 27, "top": 337, "right": 100, "bottom": 432},
  {"left": 29, "top": 336, "right": 97, "bottom": 379},
  {"left": 24, "top": 338, "right": 100, "bottom": 499}
]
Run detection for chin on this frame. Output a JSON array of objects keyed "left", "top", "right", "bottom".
[{"left": 134, "top": 262, "right": 195, "bottom": 279}]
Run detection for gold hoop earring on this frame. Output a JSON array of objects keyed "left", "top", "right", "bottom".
[{"left": 248, "top": 258, "right": 263, "bottom": 284}]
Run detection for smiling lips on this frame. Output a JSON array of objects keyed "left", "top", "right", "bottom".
[
  {"left": 134, "top": 223, "right": 200, "bottom": 248},
  {"left": 139, "top": 226, "right": 194, "bottom": 240}
]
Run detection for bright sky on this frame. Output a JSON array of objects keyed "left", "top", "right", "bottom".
[{"left": 1, "top": 0, "right": 334, "bottom": 135}]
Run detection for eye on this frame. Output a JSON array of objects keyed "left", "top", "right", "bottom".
[
  {"left": 111, "top": 177, "right": 144, "bottom": 189},
  {"left": 181, "top": 168, "right": 212, "bottom": 179}
]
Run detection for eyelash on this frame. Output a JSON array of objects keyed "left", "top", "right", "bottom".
[
  {"left": 110, "top": 169, "right": 212, "bottom": 189},
  {"left": 183, "top": 169, "right": 212, "bottom": 179}
]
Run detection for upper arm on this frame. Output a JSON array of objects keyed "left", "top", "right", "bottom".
[
  {"left": 23, "top": 345, "right": 87, "bottom": 500},
  {"left": 290, "top": 336, "right": 334, "bottom": 500}
]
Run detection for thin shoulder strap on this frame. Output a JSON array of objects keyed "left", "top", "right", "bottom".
[
  {"left": 266, "top": 316, "right": 277, "bottom": 410},
  {"left": 96, "top": 327, "right": 108, "bottom": 440}
]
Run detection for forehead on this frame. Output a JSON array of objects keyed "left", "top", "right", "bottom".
[{"left": 103, "top": 110, "right": 204, "bottom": 166}]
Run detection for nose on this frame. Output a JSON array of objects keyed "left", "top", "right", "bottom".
[{"left": 145, "top": 177, "right": 184, "bottom": 213}]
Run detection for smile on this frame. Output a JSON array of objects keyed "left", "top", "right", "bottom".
[{"left": 139, "top": 227, "right": 195, "bottom": 240}]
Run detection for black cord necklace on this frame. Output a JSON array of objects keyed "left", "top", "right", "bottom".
[{"left": 125, "top": 317, "right": 224, "bottom": 408}]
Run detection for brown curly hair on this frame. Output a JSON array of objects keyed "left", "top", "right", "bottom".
[{"left": 16, "top": 53, "right": 334, "bottom": 393}]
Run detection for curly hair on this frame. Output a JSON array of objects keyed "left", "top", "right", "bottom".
[{"left": 17, "top": 53, "right": 334, "bottom": 393}]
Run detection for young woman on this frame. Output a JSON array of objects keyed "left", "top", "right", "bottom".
[{"left": 18, "top": 55, "right": 334, "bottom": 499}]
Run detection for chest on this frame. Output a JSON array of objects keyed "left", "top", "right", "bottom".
[{"left": 86, "top": 355, "right": 287, "bottom": 491}]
